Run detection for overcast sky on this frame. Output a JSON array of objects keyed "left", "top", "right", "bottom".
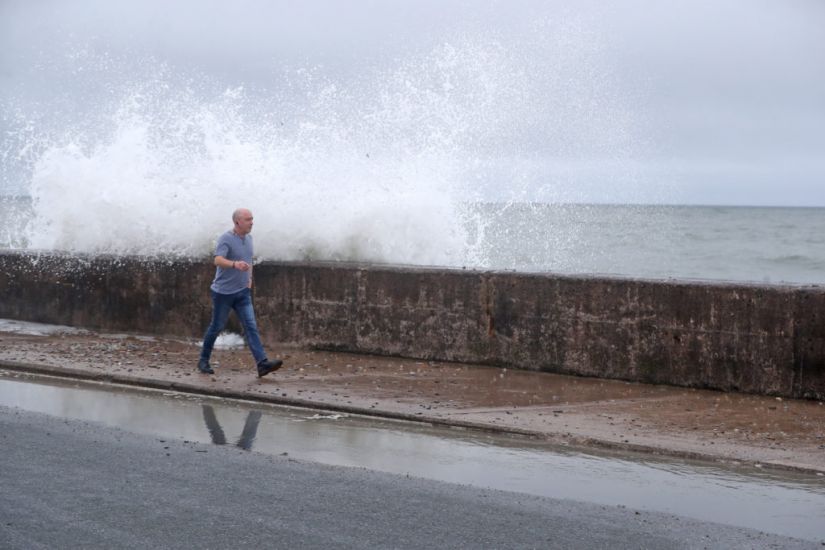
[{"left": 2, "top": 0, "right": 824, "bottom": 206}]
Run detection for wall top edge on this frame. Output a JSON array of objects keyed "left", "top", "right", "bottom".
[{"left": 1, "top": 249, "right": 822, "bottom": 292}]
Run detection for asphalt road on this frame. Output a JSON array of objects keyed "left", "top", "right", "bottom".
[{"left": 0, "top": 406, "right": 817, "bottom": 549}]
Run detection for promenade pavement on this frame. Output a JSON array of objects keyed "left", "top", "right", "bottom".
[{"left": 1, "top": 320, "right": 823, "bottom": 473}]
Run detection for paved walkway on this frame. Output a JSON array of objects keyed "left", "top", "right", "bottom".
[{"left": 1, "top": 322, "right": 824, "bottom": 473}]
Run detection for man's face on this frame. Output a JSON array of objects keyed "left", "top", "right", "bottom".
[{"left": 235, "top": 210, "right": 254, "bottom": 235}]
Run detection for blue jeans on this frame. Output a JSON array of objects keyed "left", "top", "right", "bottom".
[{"left": 200, "top": 288, "right": 266, "bottom": 365}]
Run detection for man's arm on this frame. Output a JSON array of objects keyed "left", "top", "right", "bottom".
[{"left": 214, "top": 255, "right": 250, "bottom": 271}]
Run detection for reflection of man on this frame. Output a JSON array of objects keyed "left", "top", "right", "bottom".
[
  {"left": 202, "top": 405, "right": 261, "bottom": 451},
  {"left": 197, "top": 208, "right": 282, "bottom": 378}
]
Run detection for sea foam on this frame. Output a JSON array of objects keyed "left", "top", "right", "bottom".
[
  {"left": 21, "top": 42, "right": 518, "bottom": 265},
  {"left": 7, "top": 18, "right": 638, "bottom": 269}
]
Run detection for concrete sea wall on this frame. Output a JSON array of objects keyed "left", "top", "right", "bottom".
[{"left": 1, "top": 250, "right": 823, "bottom": 399}]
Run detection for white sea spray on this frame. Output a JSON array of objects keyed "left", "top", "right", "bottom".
[{"left": 3, "top": 17, "right": 640, "bottom": 269}]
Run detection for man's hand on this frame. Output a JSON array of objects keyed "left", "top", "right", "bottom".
[{"left": 234, "top": 260, "right": 251, "bottom": 272}]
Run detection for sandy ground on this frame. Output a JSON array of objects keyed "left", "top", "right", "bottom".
[{"left": 1, "top": 325, "right": 824, "bottom": 473}]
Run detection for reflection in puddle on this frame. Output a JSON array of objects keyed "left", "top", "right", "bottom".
[
  {"left": 0, "top": 371, "right": 823, "bottom": 542},
  {"left": 202, "top": 405, "right": 261, "bottom": 450}
]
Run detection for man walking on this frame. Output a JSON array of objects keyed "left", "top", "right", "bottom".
[{"left": 198, "top": 208, "right": 283, "bottom": 377}]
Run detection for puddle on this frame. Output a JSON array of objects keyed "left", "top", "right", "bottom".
[
  {"left": 0, "top": 319, "right": 90, "bottom": 337},
  {"left": 0, "top": 370, "right": 823, "bottom": 542}
]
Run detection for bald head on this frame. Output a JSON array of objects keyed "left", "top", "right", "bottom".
[
  {"left": 232, "top": 208, "right": 251, "bottom": 222},
  {"left": 232, "top": 208, "right": 254, "bottom": 236}
]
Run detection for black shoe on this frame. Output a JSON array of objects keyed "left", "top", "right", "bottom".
[
  {"left": 198, "top": 358, "right": 215, "bottom": 375},
  {"left": 257, "top": 358, "right": 283, "bottom": 378}
]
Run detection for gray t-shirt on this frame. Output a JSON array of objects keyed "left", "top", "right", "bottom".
[{"left": 210, "top": 230, "right": 254, "bottom": 294}]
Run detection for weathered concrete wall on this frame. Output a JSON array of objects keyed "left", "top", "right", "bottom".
[
  {"left": 1, "top": 250, "right": 823, "bottom": 399},
  {"left": 0, "top": 252, "right": 214, "bottom": 335}
]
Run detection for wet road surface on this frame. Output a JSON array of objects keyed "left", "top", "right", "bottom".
[
  {"left": 0, "top": 372, "right": 823, "bottom": 544},
  {"left": 2, "top": 406, "right": 821, "bottom": 549}
]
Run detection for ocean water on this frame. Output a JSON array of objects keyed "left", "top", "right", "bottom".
[
  {"left": 466, "top": 202, "right": 825, "bottom": 284},
  {"left": 2, "top": 195, "right": 823, "bottom": 285}
]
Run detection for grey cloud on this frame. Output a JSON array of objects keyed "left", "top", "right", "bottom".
[{"left": 2, "top": 0, "right": 824, "bottom": 205}]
